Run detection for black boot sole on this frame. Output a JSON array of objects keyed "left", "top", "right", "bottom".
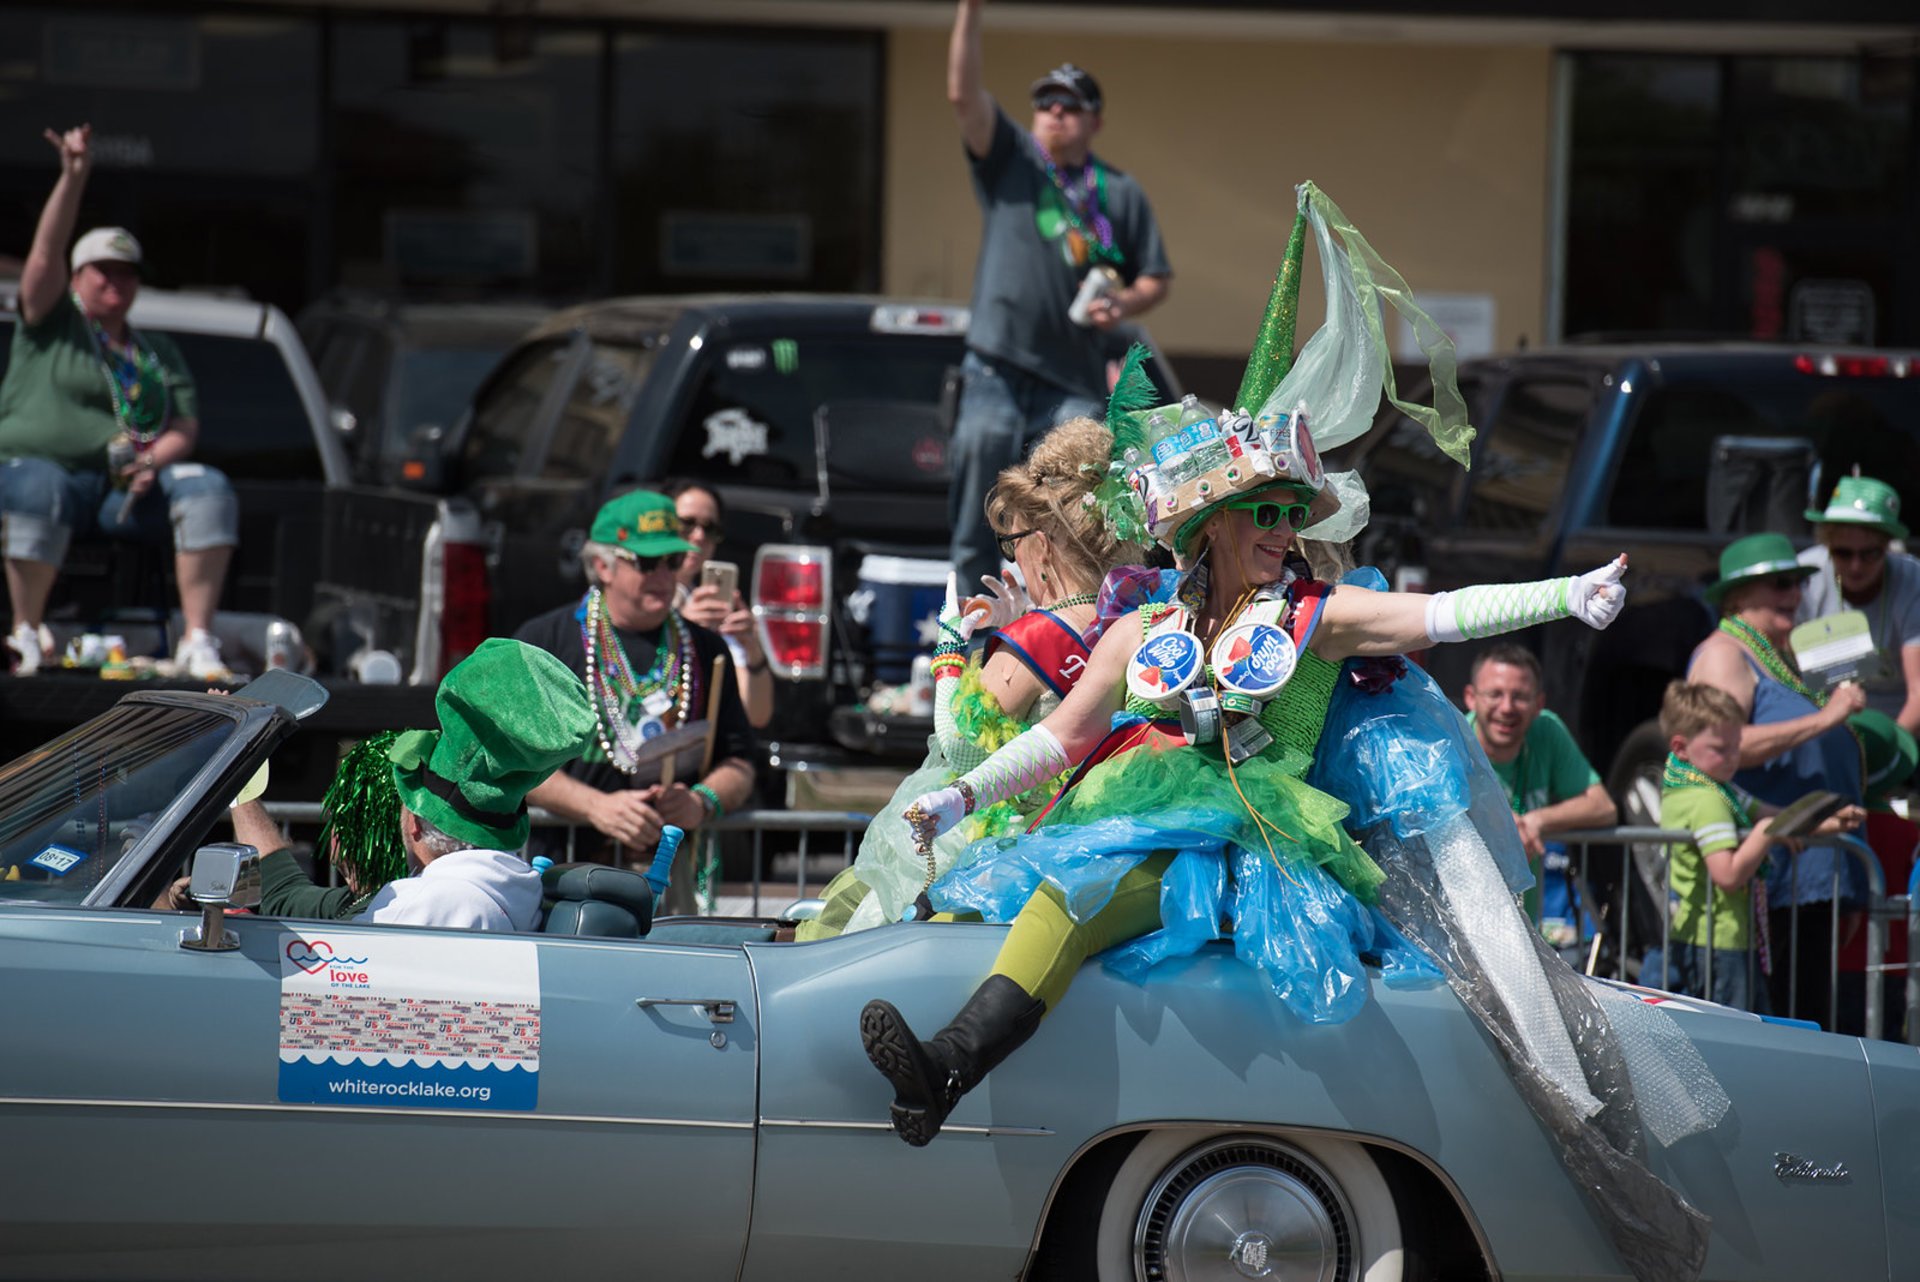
[{"left": 860, "top": 1000, "right": 947, "bottom": 1147}]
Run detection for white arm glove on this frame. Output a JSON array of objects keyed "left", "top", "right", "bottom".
[
  {"left": 1424, "top": 556, "right": 1628, "bottom": 644},
  {"left": 903, "top": 724, "right": 1068, "bottom": 840}
]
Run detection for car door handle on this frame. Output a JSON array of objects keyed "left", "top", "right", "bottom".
[{"left": 635, "top": 997, "right": 736, "bottom": 1024}]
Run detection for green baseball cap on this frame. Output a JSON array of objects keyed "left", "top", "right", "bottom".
[
  {"left": 1704, "top": 532, "right": 1815, "bottom": 605},
  {"left": 591, "top": 490, "right": 697, "bottom": 559},
  {"left": 389, "top": 638, "right": 595, "bottom": 851},
  {"left": 1850, "top": 708, "right": 1917, "bottom": 809},
  {"left": 1806, "top": 475, "right": 1908, "bottom": 540}
]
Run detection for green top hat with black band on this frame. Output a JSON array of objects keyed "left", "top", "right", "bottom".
[
  {"left": 592, "top": 489, "right": 697, "bottom": 558},
  {"left": 1850, "top": 708, "right": 1917, "bottom": 809},
  {"left": 1806, "top": 475, "right": 1908, "bottom": 540},
  {"left": 1704, "top": 532, "right": 1815, "bottom": 605},
  {"left": 389, "top": 638, "right": 596, "bottom": 851}
]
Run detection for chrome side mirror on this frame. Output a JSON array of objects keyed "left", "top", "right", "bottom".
[{"left": 180, "top": 843, "right": 262, "bottom": 953}]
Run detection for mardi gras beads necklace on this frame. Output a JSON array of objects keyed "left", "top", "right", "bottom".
[
  {"left": 74, "top": 292, "right": 170, "bottom": 444},
  {"left": 581, "top": 589, "right": 695, "bottom": 774},
  {"left": 1718, "top": 617, "right": 1821, "bottom": 705},
  {"left": 1027, "top": 135, "right": 1120, "bottom": 265},
  {"left": 1662, "top": 752, "right": 1753, "bottom": 823}
]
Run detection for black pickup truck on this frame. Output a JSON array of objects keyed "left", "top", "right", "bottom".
[
  {"left": 325, "top": 294, "right": 1179, "bottom": 799},
  {"left": 1346, "top": 340, "right": 1920, "bottom": 816}
]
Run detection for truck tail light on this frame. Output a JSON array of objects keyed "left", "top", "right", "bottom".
[
  {"left": 753, "top": 544, "right": 831, "bottom": 680},
  {"left": 438, "top": 541, "right": 491, "bottom": 674},
  {"left": 410, "top": 501, "right": 491, "bottom": 683},
  {"left": 1793, "top": 353, "right": 1911, "bottom": 378}
]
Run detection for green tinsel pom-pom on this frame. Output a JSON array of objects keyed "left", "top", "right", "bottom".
[{"left": 318, "top": 729, "right": 410, "bottom": 893}]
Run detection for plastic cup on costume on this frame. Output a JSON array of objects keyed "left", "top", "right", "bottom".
[
  {"left": 1210, "top": 620, "right": 1298, "bottom": 697},
  {"left": 1126, "top": 627, "right": 1203, "bottom": 708}
]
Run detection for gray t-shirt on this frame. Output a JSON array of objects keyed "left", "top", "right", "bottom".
[
  {"left": 1796, "top": 543, "right": 1920, "bottom": 718},
  {"left": 965, "top": 107, "right": 1171, "bottom": 400}
]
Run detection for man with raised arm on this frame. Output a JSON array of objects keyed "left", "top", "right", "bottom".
[{"left": 944, "top": 0, "right": 1172, "bottom": 595}]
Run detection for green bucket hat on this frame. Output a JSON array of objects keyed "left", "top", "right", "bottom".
[
  {"left": 1849, "top": 709, "right": 1917, "bottom": 808},
  {"left": 1806, "top": 474, "right": 1908, "bottom": 540},
  {"left": 591, "top": 490, "right": 697, "bottom": 559},
  {"left": 389, "top": 638, "right": 595, "bottom": 851},
  {"left": 1704, "top": 532, "right": 1815, "bottom": 605}
]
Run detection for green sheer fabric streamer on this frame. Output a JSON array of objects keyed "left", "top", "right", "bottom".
[
  {"left": 1297, "top": 182, "right": 1474, "bottom": 469},
  {"left": 1042, "top": 735, "right": 1385, "bottom": 904}
]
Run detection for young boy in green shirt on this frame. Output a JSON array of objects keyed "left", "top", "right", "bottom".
[{"left": 1657, "top": 681, "right": 1863, "bottom": 1011}]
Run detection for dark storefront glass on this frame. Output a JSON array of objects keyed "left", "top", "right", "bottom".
[
  {"left": 1566, "top": 52, "right": 1916, "bottom": 346},
  {"left": 609, "top": 30, "right": 881, "bottom": 294},
  {"left": 0, "top": 8, "right": 319, "bottom": 310},
  {"left": 330, "top": 19, "right": 602, "bottom": 297},
  {"left": 1565, "top": 55, "right": 1721, "bottom": 336}
]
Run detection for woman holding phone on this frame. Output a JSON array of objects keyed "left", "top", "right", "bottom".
[{"left": 661, "top": 478, "right": 774, "bottom": 728}]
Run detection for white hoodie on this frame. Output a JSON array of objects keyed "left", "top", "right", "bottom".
[{"left": 356, "top": 849, "right": 542, "bottom": 932}]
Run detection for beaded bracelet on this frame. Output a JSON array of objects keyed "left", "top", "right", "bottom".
[
  {"left": 928, "top": 655, "right": 967, "bottom": 680},
  {"left": 692, "top": 783, "right": 725, "bottom": 822}
]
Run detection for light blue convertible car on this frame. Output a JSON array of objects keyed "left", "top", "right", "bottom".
[{"left": 1, "top": 679, "right": 1914, "bottom": 1281}]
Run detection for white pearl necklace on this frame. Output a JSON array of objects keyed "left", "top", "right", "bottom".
[{"left": 581, "top": 589, "right": 696, "bottom": 775}]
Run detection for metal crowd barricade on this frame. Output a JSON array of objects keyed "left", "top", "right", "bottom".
[
  {"left": 1552, "top": 826, "right": 1909, "bottom": 1043},
  {"left": 265, "top": 801, "right": 870, "bottom": 918}
]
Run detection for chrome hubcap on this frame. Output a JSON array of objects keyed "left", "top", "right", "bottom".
[{"left": 1136, "top": 1138, "right": 1355, "bottom": 1282}]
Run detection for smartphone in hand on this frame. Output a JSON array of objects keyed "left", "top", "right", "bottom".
[{"left": 701, "top": 559, "right": 739, "bottom": 601}]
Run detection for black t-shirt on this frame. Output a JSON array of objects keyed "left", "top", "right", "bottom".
[
  {"left": 512, "top": 596, "right": 759, "bottom": 798},
  {"left": 966, "top": 107, "right": 1171, "bottom": 399}
]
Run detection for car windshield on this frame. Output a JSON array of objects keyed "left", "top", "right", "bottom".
[
  {"left": 0, "top": 702, "right": 239, "bottom": 904},
  {"left": 664, "top": 334, "right": 964, "bottom": 487},
  {"left": 391, "top": 345, "right": 511, "bottom": 441}
]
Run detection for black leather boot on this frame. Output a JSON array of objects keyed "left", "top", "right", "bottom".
[{"left": 860, "top": 974, "right": 1047, "bottom": 1146}]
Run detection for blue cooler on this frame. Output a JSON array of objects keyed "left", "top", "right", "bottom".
[{"left": 857, "top": 555, "right": 949, "bottom": 684}]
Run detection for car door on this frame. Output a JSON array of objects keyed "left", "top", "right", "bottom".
[{"left": 0, "top": 913, "right": 758, "bottom": 1281}]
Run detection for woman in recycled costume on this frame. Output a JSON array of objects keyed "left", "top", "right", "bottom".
[
  {"left": 798, "top": 418, "right": 1145, "bottom": 940},
  {"left": 861, "top": 183, "right": 1728, "bottom": 1282}
]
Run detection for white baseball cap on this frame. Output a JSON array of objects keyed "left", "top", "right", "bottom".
[{"left": 70, "top": 226, "right": 143, "bottom": 273}]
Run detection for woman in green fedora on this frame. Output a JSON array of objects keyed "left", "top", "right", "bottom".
[
  {"left": 1796, "top": 473, "right": 1920, "bottom": 737},
  {"left": 1688, "top": 531, "right": 1867, "bottom": 1030}
]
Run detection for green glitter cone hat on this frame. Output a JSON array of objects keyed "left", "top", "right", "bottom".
[
  {"left": 1093, "top": 182, "right": 1477, "bottom": 556},
  {"left": 389, "top": 638, "right": 596, "bottom": 851}
]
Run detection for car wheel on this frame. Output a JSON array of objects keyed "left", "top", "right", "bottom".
[{"left": 1093, "top": 1129, "right": 1403, "bottom": 1282}]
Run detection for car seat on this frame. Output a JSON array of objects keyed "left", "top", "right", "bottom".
[{"left": 539, "top": 862, "right": 655, "bottom": 938}]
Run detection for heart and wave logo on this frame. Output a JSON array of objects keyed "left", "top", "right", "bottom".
[{"left": 286, "top": 938, "right": 370, "bottom": 974}]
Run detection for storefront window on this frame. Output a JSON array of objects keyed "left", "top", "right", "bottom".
[
  {"left": 330, "top": 18, "right": 602, "bottom": 294},
  {"left": 1564, "top": 55, "right": 1721, "bottom": 337},
  {"left": 609, "top": 29, "right": 881, "bottom": 293}
]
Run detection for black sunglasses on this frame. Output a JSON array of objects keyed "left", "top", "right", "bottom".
[
  {"left": 618, "top": 550, "right": 686, "bottom": 574},
  {"left": 1032, "top": 92, "right": 1087, "bottom": 114},
  {"left": 996, "top": 528, "right": 1037, "bottom": 561},
  {"left": 1763, "top": 574, "right": 1805, "bottom": 591},
  {"left": 1226, "top": 499, "right": 1311, "bottom": 532},
  {"left": 679, "top": 516, "right": 724, "bottom": 540},
  {"left": 1829, "top": 545, "right": 1886, "bottom": 563}
]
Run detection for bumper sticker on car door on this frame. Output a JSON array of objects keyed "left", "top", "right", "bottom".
[{"left": 276, "top": 932, "right": 540, "bottom": 1111}]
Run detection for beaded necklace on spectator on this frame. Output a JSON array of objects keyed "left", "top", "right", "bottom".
[
  {"left": 1027, "top": 135, "right": 1121, "bottom": 266},
  {"left": 72, "top": 291, "right": 170, "bottom": 443},
  {"left": 581, "top": 588, "right": 695, "bottom": 774},
  {"left": 1718, "top": 617, "right": 1820, "bottom": 705},
  {"left": 1661, "top": 752, "right": 1752, "bottom": 823}
]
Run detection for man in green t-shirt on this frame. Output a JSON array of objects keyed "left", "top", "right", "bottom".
[
  {"left": 0, "top": 123, "right": 237, "bottom": 679},
  {"left": 1463, "top": 643, "right": 1617, "bottom": 932}
]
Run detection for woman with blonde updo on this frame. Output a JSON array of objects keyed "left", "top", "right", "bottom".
[{"left": 798, "top": 417, "right": 1144, "bottom": 939}]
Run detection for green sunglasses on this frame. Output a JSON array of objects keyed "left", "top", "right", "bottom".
[{"left": 1225, "top": 497, "right": 1311, "bottom": 532}]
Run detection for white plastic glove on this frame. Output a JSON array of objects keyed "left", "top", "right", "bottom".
[
  {"left": 939, "top": 571, "right": 992, "bottom": 644},
  {"left": 968, "top": 572, "right": 1032, "bottom": 631},
  {"left": 902, "top": 785, "right": 967, "bottom": 842},
  {"left": 1569, "top": 555, "right": 1628, "bottom": 630}
]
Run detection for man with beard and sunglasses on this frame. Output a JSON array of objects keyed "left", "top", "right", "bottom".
[
  {"left": 514, "top": 490, "right": 756, "bottom": 896},
  {"left": 944, "top": 0, "right": 1171, "bottom": 598}
]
